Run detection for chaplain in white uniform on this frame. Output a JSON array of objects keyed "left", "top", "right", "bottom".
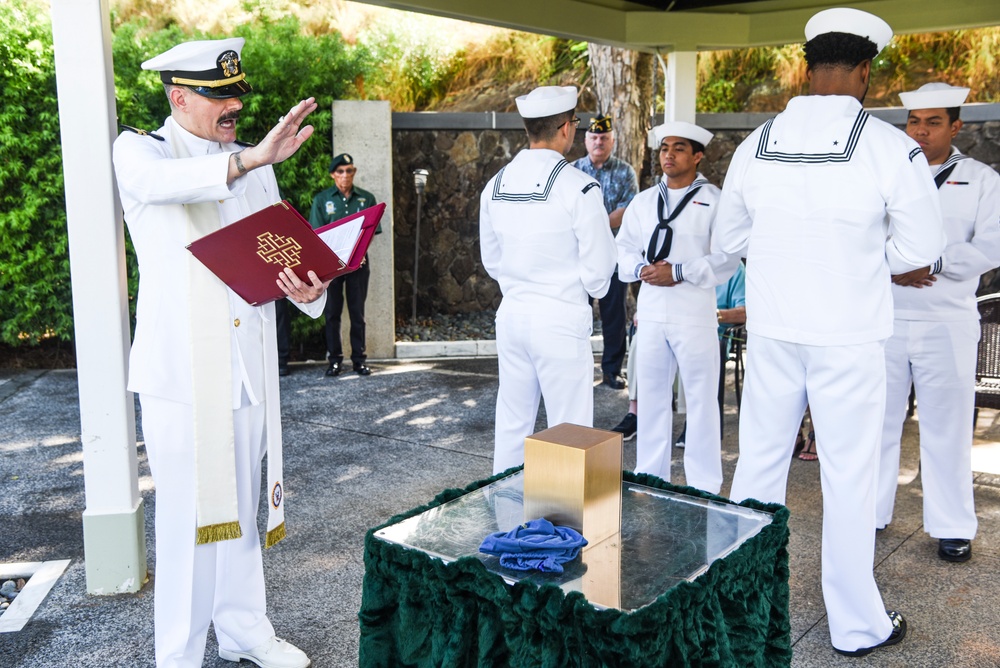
[
  {"left": 615, "top": 122, "right": 738, "bottom": 494},
  {"left": 877, "top": 83, "right": 1000, "bottom": 563},
  {"left": 480, "top": 86, "right": 617, "bottom": 474},
  {"left": 713, "top": 8, "right": 946, "bottom": 657},
  {"left": 114, "top": 38, "right": 325, "bottom": 668}
]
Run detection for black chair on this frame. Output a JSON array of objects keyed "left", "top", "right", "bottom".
[
  {"left": 974, "top": 294, "right": 1000, "bottom": 422},
  {"left": 723, "top": 325, "right": 747, "bottom": 412}
]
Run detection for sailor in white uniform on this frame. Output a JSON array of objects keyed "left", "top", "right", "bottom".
[
  {"left": 480, "top": 86, "right": 617, "bottom": 474},
  {"left": 713, "top": 9, "right": 946, "bottom": 657},
  {"left": 615, "top": 122, "right": 738, "bottom": 493},
  {"left": 114, "top": 39, "right": 324, "bottom": 668},
  {"left": 877, "top": 83, "right": 1000, "bottom": 563}
]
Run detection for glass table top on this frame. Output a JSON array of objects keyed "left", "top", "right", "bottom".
[{"left": 374, "top": 472, "right": 773, "bottom": 611}]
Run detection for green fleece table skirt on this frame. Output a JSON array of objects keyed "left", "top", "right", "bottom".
[{"left": 360, "top": 469, "right": 791, "bottom": 667}]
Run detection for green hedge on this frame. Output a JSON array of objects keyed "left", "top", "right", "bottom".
[
  {"left": 0, "top": 4, "right": 368, "bottom": 348},
  {"left": 0, "top": 2, "right": 69, "bottom": 345}
]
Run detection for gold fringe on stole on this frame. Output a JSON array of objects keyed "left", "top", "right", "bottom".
[
  {"left": 196, "top": 521, "right": 243, "bottom": 545},
  {"left": 265, "top": 522, "right": 287, "bottom": 548}
]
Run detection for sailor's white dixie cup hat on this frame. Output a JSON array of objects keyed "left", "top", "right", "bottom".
[
  {"left": 515, "top": 86, "right": 578, "bottom": 118},
  {"left": 653, "top": 121, "right": 714, "bottom": 148},
  {"left": 142, "top": 37, "right": 252, "bottom": 99},
  {"left": 804, "top": 7, "right": 893, "bottom": 53},
  {"left": 900, "top": 82, "right": 971, "bottom": 110}
]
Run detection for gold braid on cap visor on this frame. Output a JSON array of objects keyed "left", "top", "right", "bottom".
[{"left": 170, "top": 72, "right": 246, "bottom": 88}]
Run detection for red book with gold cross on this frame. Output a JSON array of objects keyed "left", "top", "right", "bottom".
[{"left": 187, "top": 200, "right": 384, "bottom": 306}]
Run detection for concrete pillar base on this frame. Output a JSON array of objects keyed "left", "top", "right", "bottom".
[{"left": 82, "top": 500, "right": 147, "bottom": 595}]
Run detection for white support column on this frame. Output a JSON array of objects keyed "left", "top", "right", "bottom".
[
  {"left": 51, "top": 0, "right": 146, "bottom": 594},
  {"left": 331, "top": 101, "right": 396, "bottom": 360},
  {"left": 665, "top": 50, "right": 698, "bottom": 123}
]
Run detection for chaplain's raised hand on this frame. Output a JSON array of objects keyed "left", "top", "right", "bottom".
[{"left": 228, "top": 97, "right": 318, "bottom": 182}]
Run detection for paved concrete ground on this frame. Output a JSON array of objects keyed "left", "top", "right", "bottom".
[{"left": 2, "top": 357, "right": 1000, "bottom": 667}]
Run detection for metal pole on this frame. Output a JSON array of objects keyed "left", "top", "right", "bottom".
[
  {"left": 412, "top": 190, "right": 422, "bottom": 323},
  {"left": 411, "top": 169, "right": 429, "bottom": 324}
]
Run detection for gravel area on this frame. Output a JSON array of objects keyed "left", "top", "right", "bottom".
[
  {"left": 395, "top": 308, "right": 606, "bottom": 342},
  {"left": 396, "top": 311, "right": 497, "bottom": 342}
]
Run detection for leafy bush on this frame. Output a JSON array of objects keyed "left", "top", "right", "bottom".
[
  {"left": 0, "top": 1, "right": 69, "bottom": 345},
  {"left": 0, "top": 5, "right": 370, "bottom": 348}
]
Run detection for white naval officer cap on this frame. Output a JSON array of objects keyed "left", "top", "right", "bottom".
[
  {"left": 804, "top": 7, "right": 893, "bottom": 53},
  {"left": 899, "top": 82, "right": 971, "bottom": 110},
  {"left": 653, "top": 121, "right": 714, "bottom": 148},
  {"left": 515, "top": 86, "right": 578, "bottom": 118},
  {"left": 142, "top": 37, "right": 252, "bottom": 99}
]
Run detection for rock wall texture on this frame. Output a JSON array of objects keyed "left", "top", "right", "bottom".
[{"left": 392, "top": 119, "right": 1000, "bottom": 320}]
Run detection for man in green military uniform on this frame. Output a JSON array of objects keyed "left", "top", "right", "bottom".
[{"left": 309, "top": 153, "right": 381, "bottom": 376}]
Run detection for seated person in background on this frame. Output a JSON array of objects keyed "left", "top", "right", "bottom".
[
  {"left": 716, "top": 260, "right": 747, "bottom": 430},
  {"left": 674, "top": 260, "right": 747, "bottom": 447}
]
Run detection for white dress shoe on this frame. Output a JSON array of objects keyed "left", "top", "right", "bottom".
[{"left": 219, "top": 636, "right": 311, "bottom": 668}]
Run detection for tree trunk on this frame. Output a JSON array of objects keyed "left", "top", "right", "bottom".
[{"left": 586, "top": 44, "right": 655, "bottom": 178}]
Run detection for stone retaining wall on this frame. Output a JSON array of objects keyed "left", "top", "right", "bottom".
[{"left": 392, "top": 111, "right": 1000, "bottom": 319}]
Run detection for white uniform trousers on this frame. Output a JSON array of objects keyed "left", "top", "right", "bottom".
[
  {"left": 626, "top": 333, "right": 637, "bottom": 402},
  {"left": 876, "top": 319, "right": 979, "bottom": 538},
  {"left": 729, "top": 335, "right": 893, "bottom": 653},
  {"left": 141, "top": 394, "right": 275, "bottom": 668},
  {"left": 635, "top": 321, "right": 721, "bottom": 493},
  {"left": 493, "top": 311, "right": 594, "bottom": 474}
]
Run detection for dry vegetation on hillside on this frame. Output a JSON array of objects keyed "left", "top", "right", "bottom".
[
  {"left": 107, "top": 0, "right": 999, "bottom": 112},
  {"left": 699, "top": 29, "right": 1000, "bottom": 112}
]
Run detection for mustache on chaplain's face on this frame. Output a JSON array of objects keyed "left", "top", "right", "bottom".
[{"left": 218, "top": 110, "right": 241, "bottom": 123}]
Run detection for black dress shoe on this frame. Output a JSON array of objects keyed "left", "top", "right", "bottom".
[
  {"left": 938, "top": 538, "right": 972, "bottom": 562},
  {"left": 354, "top": 364, "right": 372, "bottom": 376},
  {"left": 278, "top": 364, "right": 290, "bottom": 377},
  {"left": 611, "top": 413, "right": 637, "bottom": 441},
  {"left": 834, "top": 610, "right": 906, "bottom": 657},
  {"left": 325, "top": 362, "right": 342, "bottom": 377},
  {"left": 602, "top": 374, "right": 626, "bottom": 390}
]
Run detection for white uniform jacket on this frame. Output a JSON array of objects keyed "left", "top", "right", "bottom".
[
  {"left": 713, "top": 95, "right": 946, "bottom": 346},
  {"left": 113, "top": 117, "right": 325, "bottom": 408},
  {"left": 893, "top": 148, "right": 1000, "bottom": 321},
  {"left": 480, "top": 148, "right": 616, "bottom": 325},
  {"left": 617, "top": 175, "right": 740, "bottom": 327}
]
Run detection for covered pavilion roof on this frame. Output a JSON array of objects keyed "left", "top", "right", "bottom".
[{"left": 354, "top": 0, "right": 1000, "bottom": 51}]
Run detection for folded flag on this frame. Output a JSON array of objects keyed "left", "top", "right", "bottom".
[{"left": 479, "top": 518, "right": 588, "bottom": 573}]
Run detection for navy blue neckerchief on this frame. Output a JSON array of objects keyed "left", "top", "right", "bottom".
[{"left": 647, "top": 181, "right": 703, "bottom": 263}]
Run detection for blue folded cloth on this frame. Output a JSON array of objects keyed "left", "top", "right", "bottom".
[{"left": 479, "top": 518, "right": 588, "bottom": 573}]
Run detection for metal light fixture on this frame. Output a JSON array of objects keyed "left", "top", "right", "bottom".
[{"left": 411, "top": 169, "right": 430, "bottom": 324}]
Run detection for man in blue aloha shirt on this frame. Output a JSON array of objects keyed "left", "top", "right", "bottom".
[{"left": 572, "top": 115, "right": 639, "bottom": 389}]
